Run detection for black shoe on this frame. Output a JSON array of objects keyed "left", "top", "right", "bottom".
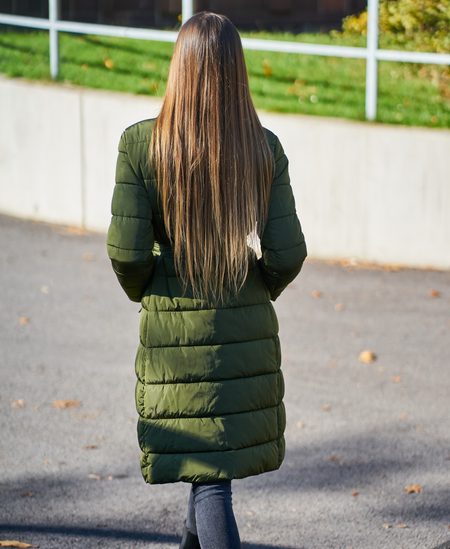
[{"left": 179, "top": 519, "right": 201, "bottom": 549}]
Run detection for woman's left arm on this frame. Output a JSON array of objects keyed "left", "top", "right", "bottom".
[{"left": 106, "top": 130, "right": 155, "bottom": 302}]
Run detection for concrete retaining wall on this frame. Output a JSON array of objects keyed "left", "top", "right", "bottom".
[{"left": 1, "top": 75, "right": 449, "bottom": 268}]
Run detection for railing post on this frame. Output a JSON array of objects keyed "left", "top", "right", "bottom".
[
  {"left": 182, "top": 0, "right": 194, "bottom": 25},
  {"left": 49, "top": 0, "right": 59, "bottom": 79},
  {"left": 365, "top": 0, "right": 379, "bottom": 121}
]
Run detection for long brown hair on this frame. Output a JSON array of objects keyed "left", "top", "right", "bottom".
[{"left": 149, "top": 11, "right": 274, "bottom": 306}]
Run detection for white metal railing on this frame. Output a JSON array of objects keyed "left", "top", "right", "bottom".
[{"left": 0, "top": 0, "right": 449, "bottom": 121}]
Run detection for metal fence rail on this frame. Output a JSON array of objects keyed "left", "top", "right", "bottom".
[{"left": 0, "top": 0, "right": 449, "bottom": 121}]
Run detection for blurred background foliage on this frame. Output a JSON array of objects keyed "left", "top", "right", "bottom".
[{"left": 340, "top": 0, "right": 450, "bottom": 53}]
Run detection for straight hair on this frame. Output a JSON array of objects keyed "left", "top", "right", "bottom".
[{"left": 149, "top": 11, "right": 274, "bottom": 306}]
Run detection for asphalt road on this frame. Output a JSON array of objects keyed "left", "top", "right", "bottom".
[{"left": 0, "top": 213, "right": 449, "bottom": 549}]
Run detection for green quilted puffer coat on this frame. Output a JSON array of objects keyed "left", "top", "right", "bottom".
[{"left": 106, "top": 117, "right": 307, "bottom": 484}]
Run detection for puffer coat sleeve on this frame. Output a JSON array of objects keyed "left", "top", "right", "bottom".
[
  {"left": 257, "top": 134, "right": 307, "bottom": 301},
  {"left": 106, "top": 130, "right": 156, "bottom": 302}
]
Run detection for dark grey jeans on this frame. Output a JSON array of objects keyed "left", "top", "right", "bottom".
[{"left": 186, "top": 479, "right": 241, "bottom": 549}]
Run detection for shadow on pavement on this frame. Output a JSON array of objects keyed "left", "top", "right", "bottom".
[
  {"left": 0, "top": 523, "right": 299, "bottom": 549},
  {"left": 0, "top": 523, "right": 175, "bottom": 545}
]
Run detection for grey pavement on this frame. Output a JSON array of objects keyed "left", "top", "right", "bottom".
[{"left": 0, "top": 213, "right": 449, "bottom": 549}]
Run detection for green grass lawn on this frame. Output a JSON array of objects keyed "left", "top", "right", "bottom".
[{"left": 0, "top": 29, "right": 449, "bottom": 128}]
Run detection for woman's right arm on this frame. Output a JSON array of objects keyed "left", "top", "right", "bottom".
[{"left": 257, "top": 135, "right": 307, "bottom": 301}]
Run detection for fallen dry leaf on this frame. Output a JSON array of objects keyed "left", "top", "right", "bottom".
[
  {"left": 404, "top": 483, "right": 422, "bottom": 494},
  {"left": 83, "top": 444, "right": 98, "bottom": 450},
  {"left": 321, "top": 403, "right": 332, "bottom": 412},
  {"left": 351, "top": 490, "right": 359, "bottom": 497},
  {"left": 395, "top": 523, "right": 408, "bottom": 528},
  {"left": 104, "top": 58, "right": 113, "bottom": 69},
  {"left": 52, "top": 399, "right": 80, "bottom": 409},
  {"left": 262, "top": 59, "right": 272, "bottom": 77},
  {"left": 11, "top": 399, "right": 25, "bottom": 408},
  {"left": 382, "top": 523, "right": 392, "bottom": 529},
  {"left": 311, "top": 289, "right": 322, "bottom": 298},
  {"left": 87, "top": 473, "right": 101, "bottom": 480},
  {"left": 358, "top": 350, "right": 377, "bottom": 364},
  {"left": 0, "top": 541, "right": 36, "bottom": 548},
  {"left": 18, "top": 316, "right": 30, "bottom": 326},
  {"left": 295, "top": 420, "right": 305, "bottom": 429},
  {"left": 391, "top": 375, "right": 402, "bottom": 383},
  {"left": 429, "top": 289, "right": 441, "bottom": 298},
  {"left": 334, "top": 303, "right": 345, "bottom": 311},
  {"left": 326, "top": 453, "right": 342, "bottom": 463},
  {"left": 20, "top": 491, "right": 33, "bottom": 498},
  {"left": 142, "top": 61, "right": 156, "bottom": 71}
]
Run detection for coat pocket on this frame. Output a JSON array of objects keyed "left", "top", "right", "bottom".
[
  {"left": 255, "top": 259, "right": 272, "bottom": 300},
  {"left": 140, "top": 255, "right": 161, "bottom": 302}
]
